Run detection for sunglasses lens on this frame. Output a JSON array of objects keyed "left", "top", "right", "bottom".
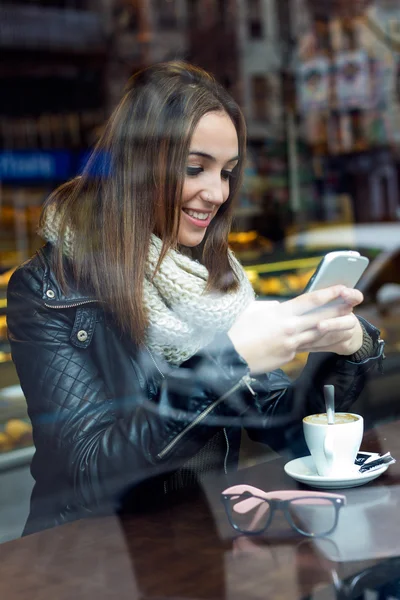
[
  {"left": 226, "top": 495, "right": 271, "bottom": 534},
  {"left": 288, "top": 498, "right": 338, "bottom": 537}
]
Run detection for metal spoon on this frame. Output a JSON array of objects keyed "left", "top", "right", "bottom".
[{"left": 324, "top": 385, "right": 335, "bottom": 424}]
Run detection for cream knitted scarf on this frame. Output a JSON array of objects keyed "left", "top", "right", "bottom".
[{"left": 40, "top": 209, "right": 255, "bottom": 365}]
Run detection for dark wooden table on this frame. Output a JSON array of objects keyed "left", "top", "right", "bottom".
[{"left": 1, "top": 421, "right": 400, "bottom": 600}]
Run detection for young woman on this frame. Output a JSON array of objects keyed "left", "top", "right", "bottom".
[{"left": 7, "top": 62, "right": 384, "bottom": 535}]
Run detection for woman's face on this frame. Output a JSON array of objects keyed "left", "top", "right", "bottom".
[{"left": 178, "top": 111, "right": 239, "bottom": 247}]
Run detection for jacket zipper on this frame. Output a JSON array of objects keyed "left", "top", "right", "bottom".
[
  {"left": 145, "top": 346, "right": 165, "bottom": 379},
  {"left": 223, "top": 428, "right": 229, "bottom": 474},
  {"left": 44, "top": 299, "right": 98, "bottom": 309},
  {"left": 157, "top": 375, "right": 253, "bottom": 460}
]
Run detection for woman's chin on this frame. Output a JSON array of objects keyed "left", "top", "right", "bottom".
[{"left": 177, "top": 230, "right": 206, "bottom": 248}]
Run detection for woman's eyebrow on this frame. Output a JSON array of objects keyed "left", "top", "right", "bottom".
[{"left": 189, "top": 151, "right": 240, "bottom": 163}]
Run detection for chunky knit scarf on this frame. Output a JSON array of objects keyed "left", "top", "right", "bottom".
[{"left": 40, "top": 209, "right": 255, "bottom": 365}]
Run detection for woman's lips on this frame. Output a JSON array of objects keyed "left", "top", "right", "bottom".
[{"left": 181, "top": 209, "right": 212, "bottom": 228}]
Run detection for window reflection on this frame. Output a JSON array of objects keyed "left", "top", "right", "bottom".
[{"left": 1, "top": 0, "right": 400, "bottom": 556}]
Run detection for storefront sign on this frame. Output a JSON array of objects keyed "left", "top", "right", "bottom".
[
  {"left": 0, "top": 151, "right": 71, "bottom": 182},
  {"left": 0, "top": 150, "right": 111, "bottom": 182}
]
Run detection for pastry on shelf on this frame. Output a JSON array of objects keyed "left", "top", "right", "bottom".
[
  {"left": 228, "top": 230, "right": 273, "bottom": 261},
  {"left": 0, "top": 419, "right": 33, "bottom": 453}
]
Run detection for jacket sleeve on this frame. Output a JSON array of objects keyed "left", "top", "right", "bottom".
[
  {"left": 7, "top": 264, "right": 252, "bottom": 511},
  {"left": 244, "top": 320, "right": 385, "bottom": 455}
]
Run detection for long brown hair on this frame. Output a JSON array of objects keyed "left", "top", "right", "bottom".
[{"left": 40, "top": 61, "right": 247, "bottom": 345}]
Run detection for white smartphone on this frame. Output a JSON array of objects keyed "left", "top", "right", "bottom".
[{"left": 304, "top": 251, "right": 369, "bottom": 293}]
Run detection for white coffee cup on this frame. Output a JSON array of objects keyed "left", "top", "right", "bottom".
[{"left": 303, "top": 412, "right": 364, "bottom": 477}]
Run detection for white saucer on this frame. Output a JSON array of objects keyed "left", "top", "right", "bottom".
[{"left": 284, "top": 455, "right": 389, "bottom": 489}]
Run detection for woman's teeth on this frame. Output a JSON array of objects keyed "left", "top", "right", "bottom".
[{"left": 185, "top": 210, "right": 209, "bottom": 220}]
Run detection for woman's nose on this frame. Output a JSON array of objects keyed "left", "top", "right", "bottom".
[{"left": 203, "top": 181, "right": 225, "bottom": 206}]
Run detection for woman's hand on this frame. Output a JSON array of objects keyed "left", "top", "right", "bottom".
[
  {"left": 228, "top": 286, "right": 363, "bottom": 374},
  {"left": 297, "top": 287, "right": 364, "bottom": 356}
]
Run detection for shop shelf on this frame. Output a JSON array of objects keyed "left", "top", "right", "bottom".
[{"left": 0, "top": 446, "right": 34, "bottom": 472}]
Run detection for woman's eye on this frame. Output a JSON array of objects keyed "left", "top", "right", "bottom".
[
  {"left": 186, "top": 166, "right": 203, "bottom": 177},
  {"left": 221, "top": 170, "right": 234, "bottom": 181}
]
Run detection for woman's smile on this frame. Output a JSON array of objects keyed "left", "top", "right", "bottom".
[{"left": 181, "top": 207, "right": 213, "bottom": 228}]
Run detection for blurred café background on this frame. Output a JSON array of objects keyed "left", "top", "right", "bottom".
[{"left": 1, "top": 0, "right": 400, "bottom": 542}]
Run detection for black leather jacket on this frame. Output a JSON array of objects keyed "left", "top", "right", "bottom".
[{"left": 7, "top": 244, "right": 384, "bottom": 535}]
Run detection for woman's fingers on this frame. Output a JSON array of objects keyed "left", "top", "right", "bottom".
[
  {"left": 301, "top": 302, "right": 353, "bottom": 331},
  {"left": 317, "top": 313, "right": 357, "bottom": 334},
  {"left": 282, "top": 287, "right": 364, "bottom": 339},
  {"left": 297, "top": 315, "right": 360, "bottom": 353},
  {"left": 288, "top": 327, "right": 330, "bottom": 350},
  {"left": 282, "top": 302, "right": 352, "bottom": 336},
  {"left": 284, "top": 285, "right": 348, "bottom": 317},
  {"left": 284, "top": 286, "right": 364, "bottom": 319},
  {"left": 339, "top": 288, "right": 364, "bottom": 308}
]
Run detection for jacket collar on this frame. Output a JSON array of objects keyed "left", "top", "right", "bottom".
[{"left": 38, "top": 243, "right": 98, "bottom": 308}]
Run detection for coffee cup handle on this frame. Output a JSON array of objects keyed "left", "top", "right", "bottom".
[{"left": 323, "top": 427, "right": 334, "bottom": 471}]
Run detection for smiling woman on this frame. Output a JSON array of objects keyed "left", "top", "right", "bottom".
[
  {"left": 40, "top": 63, "right": 248, "bottom": 344},
  {"left": 7, "top": 61, "right": 384, "bottom": 536}
]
